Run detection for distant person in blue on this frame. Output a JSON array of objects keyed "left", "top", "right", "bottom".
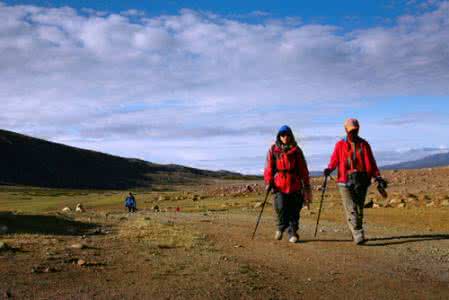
[{"left": 125, "top": 192, "right": 137, "bottom": 213}]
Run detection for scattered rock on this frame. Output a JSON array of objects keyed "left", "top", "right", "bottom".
[
  {"left": 253, "top": 202, "right": 263, "bottom": 208},
  {"left": 426, "top": 202, "right": 435, "bottom": 208},
  {"left": 373, "top": 203, "right": 381, "bottom": 208},
  {"left": 75, "top": 203, "right": 85, "bottom": 212},
  {"left": 0, "top": 241, "right": 10, "bottom": 251},
  {"left": 77, "top": 259, "right": 86, "bottom": 266},
  {"left": 422, "top": 195, "right": 432, "bottom": 201},
  {"left": 43, "top": 267, "right": 57, "bottom": 273},
  {"left": 441, "top": 200, "right": 449, "bottom": 207},
  {"left": 397, "top": 203, "right": 406, "bottom": 208},
  {"left": 389, "top": 198, "right": 402, "bottom": 204},
  {"left": 160, "top": 220, "right": 174, "bottom": 226},
  {"left": 90, "top": 228, "right": 103, "bottom": 235},
  {"left": 364, "top": 200, "right": 374, "bottom": 208},
  {"left": 152, "top": 205, "right": 160, "bottom": 212},
  {"left": 70, "top": 243, "right": 86, "bottom": 250},
  {"left": 31, "top": 265, "right": 57, "bottom": 273},
  {"left": 62, "top": 207, "right": 71, "bottom": 212},
  {"left": 0, "top": 225, "right": 8, "bottom": 234}
]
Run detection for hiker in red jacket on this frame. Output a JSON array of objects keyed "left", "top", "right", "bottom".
[
  {"left": 324, "top": 118, "right": 387, "bottom": 245},
  {"left": 264, "top": 125, "right": 312, "bottom": 243}
]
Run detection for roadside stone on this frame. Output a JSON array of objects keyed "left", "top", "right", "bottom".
[
  {"left": 426, "top": 201, "right": 435, "bottom": 208},
  {"left": 389, "top": 198, "right": 402, "bottom": 205},
  {"left": 75, "top": 203, "right": 85, "bottom": 212},
  {"left": 77, "top": 259, "right": 86, "bottom": 266},
  {"left": 397, "top": 203, "right": 406, "bottom": 208},
  {"left": 0, "top": 241, "right": 9, "bottom": 251},
  {"left": 43, "top": 267, "right": 57, "bottom": 273},
  {"left": 70, "top": 243, "right": 86, "bottom": 250},
  {"left": 441, "top": 200, "right": 449, "bottom": 207},
  {"left": 62, "top": 207, "right": 71, "bottom": 212},
  {"left": 160, "top": 220, "right": 174, "bottom": 226},
  {"left": 253, "top": 202, "right": 263, "bottom": 208},
  {"left": 364, "top": 200, "right": 374, "bottom": 208},
  {"left": 373, "top": 203, "right": 381, "bottom": 208}
]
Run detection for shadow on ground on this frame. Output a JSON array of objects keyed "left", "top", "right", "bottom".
[
  {"left": 301, "top": 239, "right": 353, "bottom": 243},
  {"left": 0, "top": 212, "right": 98, "bottom": 235},
  {"left": 365, "top": 234, "right": 449, "bottom": 246}
]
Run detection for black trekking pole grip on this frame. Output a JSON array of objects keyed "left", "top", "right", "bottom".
[
  {"left": 314, "top": 175, "right": 329, "bottom": 238},
  {"left": 251, "top": 186, "right": 272, "bottom": 240}
]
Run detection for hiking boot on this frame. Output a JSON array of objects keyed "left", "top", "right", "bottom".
[
  {"left": 354, "top": 232, "right": 365, "bottom": 245},
  {"left": 355, "top": 236, "right": 365, "bottom": 245},
  {"left": 288, "top": 235, "right": 299, "bottom": 243},
  {"left": 275, "top": 230, "right": 283, "bottom": 240}
]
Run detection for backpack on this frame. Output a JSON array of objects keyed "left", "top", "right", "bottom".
[
  {"left": 271, "top": 144, "right": 302, "bottom": 177},
  {"left": 125, "top": 197, "right": 135, "bottom": 207},
  {"left": 345, "top": 139, "right": 370, "bottom": 192}
]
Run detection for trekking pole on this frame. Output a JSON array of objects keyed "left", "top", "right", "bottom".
[
  {"left": 314, "top": 175, "right": 329, "bottom": 238},
  {"left": 251, "top": 186, "right": 272, "bottom": 240}
]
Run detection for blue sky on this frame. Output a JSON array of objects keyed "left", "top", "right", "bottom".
[{"left": 1, "top": 0, "right": 449, "bottom": 174}]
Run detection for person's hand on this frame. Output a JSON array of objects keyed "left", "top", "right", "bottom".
[
  {"left": 375, "top": 177, "right": 388, "bottom": 189},
  {"left": 303, "top": 189, "right": 313, "bottom": 209},
  {"left": 265, "top": 183, "right": 273, "bottom": 192},
  {"left": 323, "top": 168, "right": 332, "bottom": 177}
]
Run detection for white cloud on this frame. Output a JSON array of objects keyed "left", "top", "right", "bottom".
[{"left": 1, "top": 2, "right": 449, "bottom": 173}]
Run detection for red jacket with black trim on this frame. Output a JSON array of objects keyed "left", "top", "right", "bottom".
[
  {"left": 327, "top": 137, "right": 380, "bottom": 184},
  {"left": 264, "top": 144, "right": 311, "bottom": 194}
]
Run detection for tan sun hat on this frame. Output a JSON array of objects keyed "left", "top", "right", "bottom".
[{"left": 344, "top": 118, "right": 360, "bottom": 132}]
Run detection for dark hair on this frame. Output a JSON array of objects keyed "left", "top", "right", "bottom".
[{"left": 276, "top": 128, "right": 297, "bottom": 146}]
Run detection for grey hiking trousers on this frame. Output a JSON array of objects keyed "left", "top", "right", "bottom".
[
  {"left": 338, "top": 184, "right": 368, "bottom": 242},
  {"left": 273, "top": 191, "right": 304, "bottom": 237}
]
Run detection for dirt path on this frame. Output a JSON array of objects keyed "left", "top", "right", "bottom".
[
  {"left": 189, "top": 212, "right": 449, "bottom": 299},
  {"left": 1, "top": 209, "right": 448, "bottom": 299}
]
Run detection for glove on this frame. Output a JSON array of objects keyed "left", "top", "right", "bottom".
[
  {"left": 375, "top": 177, "right": 388, "bottom": 189},
  {"left": 323, "top": 168, "right": 332, "bottom": 177},
  {"left": 265, "top": 182, "right": 273, "bottom": 192}
]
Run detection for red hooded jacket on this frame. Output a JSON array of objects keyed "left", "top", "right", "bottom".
[
  {"left": 327, "top": 137, "right": 380, "bottom": 184},
  {"left": 264, "top": 144, "right": 311, "bottom": 194}
]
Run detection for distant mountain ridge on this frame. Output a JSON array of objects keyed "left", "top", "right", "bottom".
[
  {"left": 0, "top": 129, "right": 250, "bottom": 189},
  {"left": 381, "top": 152, "right": 449, "bottom": 170}
]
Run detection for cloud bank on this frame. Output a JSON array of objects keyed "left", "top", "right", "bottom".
[{"left": 1, "top": 2, "right": 449, "bottom": 173}]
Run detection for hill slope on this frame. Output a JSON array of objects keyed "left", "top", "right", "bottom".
[
  {"left": 382, "top": 152, "right": 449, "bottom": 170},
  {"left": 0, "top": 129, "right": 246, "bottom": 189}
]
